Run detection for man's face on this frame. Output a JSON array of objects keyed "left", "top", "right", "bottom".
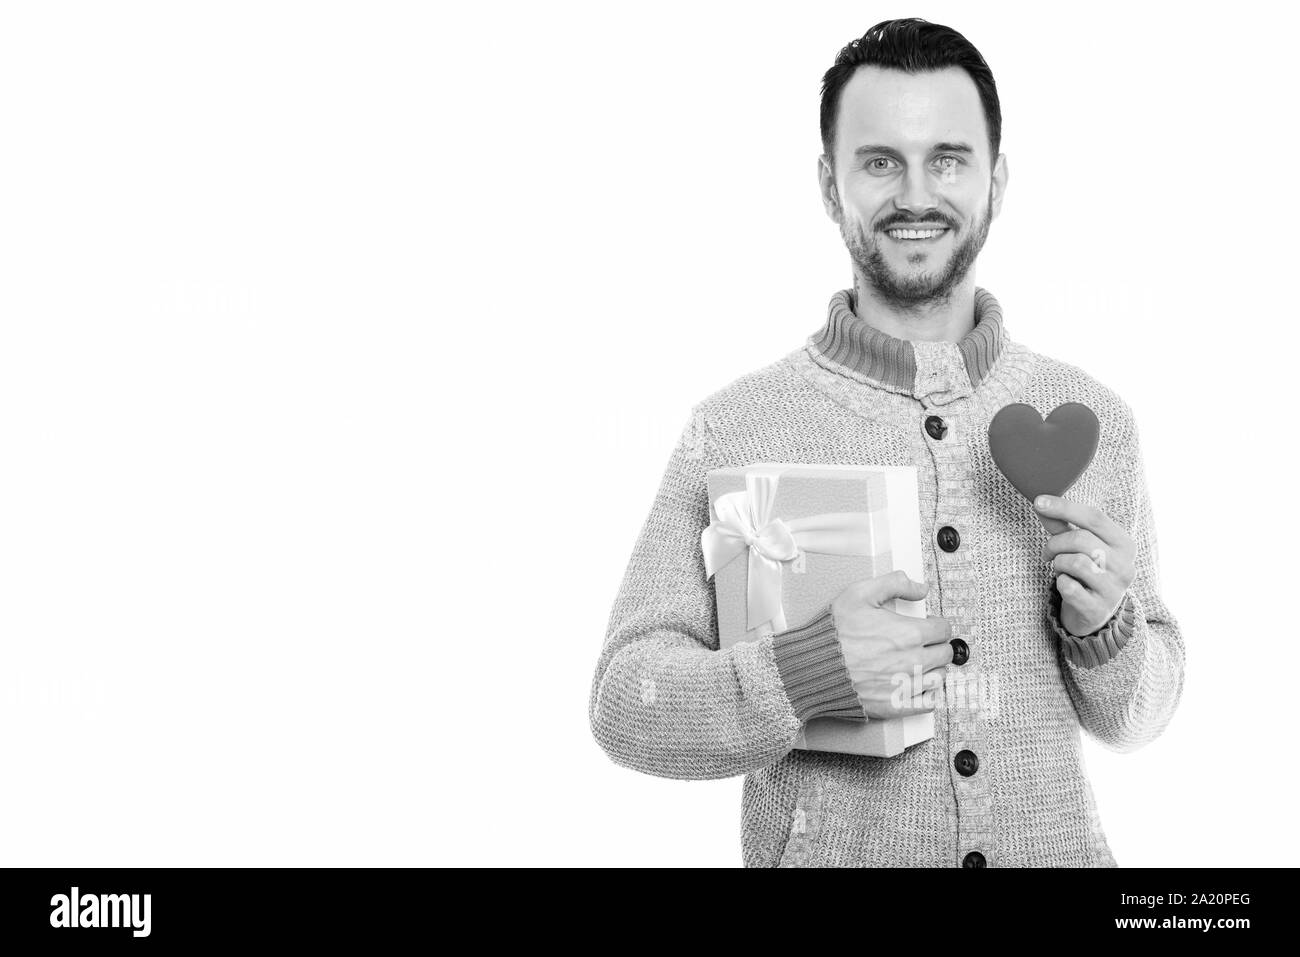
[{"left": 822, "top": 65, "right": 1006, "bottom": 308}]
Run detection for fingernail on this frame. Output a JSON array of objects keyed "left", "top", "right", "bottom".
[{"left": 1035, "top": 495, "right": 1051, "bottom": 509}]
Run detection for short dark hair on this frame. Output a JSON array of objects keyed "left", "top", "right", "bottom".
[{"left": 820, "top": 18, "right": 1002, "bottom": 167}]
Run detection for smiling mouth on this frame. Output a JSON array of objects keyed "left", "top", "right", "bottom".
[{"left": 884, "top": 226, "right": 951, "bottom": 241}]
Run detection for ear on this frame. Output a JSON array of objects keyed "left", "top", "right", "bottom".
[
  {"left": 817, "top": 154, "right": 842, "bottom": 224},
  {"left": 990, "top": 152, "right": 1009, "bottom": 220}
]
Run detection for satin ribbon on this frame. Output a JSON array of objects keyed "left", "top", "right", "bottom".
[{"left": 701, "top": 466, "right": 878, "bottom": 636}]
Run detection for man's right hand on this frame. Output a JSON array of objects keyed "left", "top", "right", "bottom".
[{"left": 829, "top": 569, "right": 953, "bottom": 719}]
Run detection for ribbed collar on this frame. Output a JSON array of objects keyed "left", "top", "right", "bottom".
[{"left": 807, "top": 286, "right": 1008, "bottom": 395}]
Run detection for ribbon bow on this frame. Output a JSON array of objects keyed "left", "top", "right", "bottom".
[{"left": 701, "top": 467, "right": 877, "bottom": 636}]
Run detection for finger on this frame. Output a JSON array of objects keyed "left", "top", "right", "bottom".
[
  {"left": 919, "top": 614, "right": 953, "bottom": 647},
  {"left": 1041, "top": 528, "right": 1106, "bottom": 563},
  {"left": 920, "top": 640, "right": 956, "bottom": 671},
  {"left": 1055, "top": 571, "right": 1092, "bottom": 597},
  {"left": 1034, "top": 495, "right": 1126, "bottom": 548},
  {"left": 916, "top": 670, "right": 949, "bottom": 705},
  {"left": 1052, "top": 552, "right": 1108, "bottom": 592},
  {"left": 896, "top": 688, "right": 942, "bottom": 714},
  {"left": 890, "top": 614, "right": 951, "bottom": 649},
  {"left": 1055, "top": 573, "right": 1107, "bottom": 620},
  {"left": 905, "top": 667, "right": 947, "bottom": 694},
  {"left": 886, "top": 661, "right": 948, "bottom": 700},
  {"left": 867, "top": 569, "right": 929, "bottom": 606},
  {"left": 1051, "top": 539, "right": 1134, "bottom": 589}
]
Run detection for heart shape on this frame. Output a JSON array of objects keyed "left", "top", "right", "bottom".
[{"left": 988, "top": 402, "right": 1100, "bottom": 503}]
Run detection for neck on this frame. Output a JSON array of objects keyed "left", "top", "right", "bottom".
[
  {"left": 809, "top": 281, "right": 1008, "bottom": 395},
  {"left": 851, "top": 271, "right": 978, "bottom": 343}
]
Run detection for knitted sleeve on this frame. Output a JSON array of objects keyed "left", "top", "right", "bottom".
[
  {"left": 588, "top": 406, "right": 862, "bottom": 780},
  {"left": 1051, "top": 405, "right": 1186, "bottom": 753}
]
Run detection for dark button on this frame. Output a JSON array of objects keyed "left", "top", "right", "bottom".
[
  {"left": 962, "top": 851, "right": 987, "bottom": 868},
  {"left": 954, "top": 749, "right": 979, "bottom": 777},
  {"left": 937, "top": 525, "right": 961, "bottom": 552},
  {"left": 924, "top": 415, "right": 948, "bottom": 440},
  {"left": 950, "top": 638, "right": 969, "bottom": 666}
]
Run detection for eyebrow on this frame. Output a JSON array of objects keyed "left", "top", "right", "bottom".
[{"left": 854, "top": 141, "right": 977, "bottom": 158}]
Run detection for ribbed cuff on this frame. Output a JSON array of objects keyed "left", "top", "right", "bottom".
[
  {"left": 771, "top": 608, "right": 865, "bottom": 723},
  {"left": 1049, "top": 586, "right": 1138, "bottom": 669}
]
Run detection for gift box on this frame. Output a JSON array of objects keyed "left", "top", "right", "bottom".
[{"left": 702, "top": 463, "right": 933, "bottom": 757}]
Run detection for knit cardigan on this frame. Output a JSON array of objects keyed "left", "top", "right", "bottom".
[{"left": 589, "top": 287, "right": 1185, "bottom": 867}]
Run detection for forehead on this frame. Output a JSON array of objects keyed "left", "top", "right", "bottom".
[{"left": 835, "top": 65, "right": 988, "bottom": 158}]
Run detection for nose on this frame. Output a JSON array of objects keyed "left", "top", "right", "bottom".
[{"left": 894, "top": 164, "right": 939, "bottom": 217}]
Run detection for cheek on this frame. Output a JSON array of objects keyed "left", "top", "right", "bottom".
[
  {"left": 843, "top": 205, "right": 871, "bottom": 230},
  {"left": 840, "top": 193, "right": 887, "bottom": 230},
  {"left": 941, "top": 182, "right": 988, "bottom": 218}
]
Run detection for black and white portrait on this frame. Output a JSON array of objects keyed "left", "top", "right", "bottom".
[{"left": 1, "top": 0, "right": 1295, "bottom": 922}]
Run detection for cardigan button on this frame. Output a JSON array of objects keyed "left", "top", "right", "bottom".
[
  {"left": 962, "top": 851, "right": 987, "bottom": 868},
  {"left": 924, "top": 415, "right": 948, "bottom": 440},
  {"left": 954, "top": 749, "right": 979, "bottom": 777},
  {"left": 950, "top": 638, "right": 969, "bottom": 666},
  {"left": 937, "top": 526, "right": 961, "bottom": 552}
]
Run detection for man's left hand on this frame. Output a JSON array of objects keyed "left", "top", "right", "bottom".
[{"left": 1034, "top": 495, "right": 1136, "bottom": 638}]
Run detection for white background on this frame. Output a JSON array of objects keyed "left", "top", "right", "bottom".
[{"left": 0, "top": 1, "right": 1294, "bottom": 866}]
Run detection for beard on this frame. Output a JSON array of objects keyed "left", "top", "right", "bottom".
[{"left": 841, "top": 189, "right": 993, "bottom": 310}]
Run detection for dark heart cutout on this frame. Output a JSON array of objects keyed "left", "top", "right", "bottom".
[{"left": 988, "top": 402, "right": 1100, "bottom": 502}]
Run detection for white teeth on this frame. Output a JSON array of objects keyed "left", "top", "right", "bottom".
[{"left": 887, "top": 228, "right": 946, "bottom": 240}]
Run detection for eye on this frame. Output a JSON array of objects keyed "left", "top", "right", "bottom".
[
  {"left": 935, "top": 154, "right": 963, "bottom": 171},
  {"left": 866, "top": 156, "right": 896, "bottom": 172}
]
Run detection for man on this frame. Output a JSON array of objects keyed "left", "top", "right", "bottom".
[{"left": 589, "top": 18, "right": 1184, "bottom": 867}]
